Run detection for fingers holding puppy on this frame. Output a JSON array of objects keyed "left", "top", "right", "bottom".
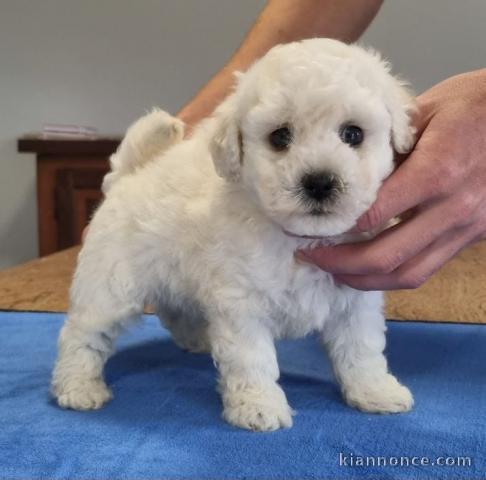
[{"left": 297, "top": 72, "right": 486, "bottom": 291}]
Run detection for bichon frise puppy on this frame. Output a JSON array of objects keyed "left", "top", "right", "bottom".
[{"left": 52, "top": 38, "right": 416, "bottom": 431}]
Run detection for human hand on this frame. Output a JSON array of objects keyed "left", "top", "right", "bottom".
[{"left": 296, "top": 69, "right": 486, "bottom": 290}]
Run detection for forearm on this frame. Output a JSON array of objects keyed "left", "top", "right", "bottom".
[{"left": 177, "top": 0, "right": 383, "bottom": 127}]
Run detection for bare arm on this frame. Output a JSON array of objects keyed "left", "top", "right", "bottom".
[{"left": 177, "top": 0, "right": 383, "bottom": 128}]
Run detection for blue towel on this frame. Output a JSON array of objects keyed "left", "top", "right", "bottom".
[{"left": 0, "top": 311, "right": 484, "bottom": 479}]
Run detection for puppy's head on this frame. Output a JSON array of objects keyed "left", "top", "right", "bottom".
[{"left": 210, "top": 39, "right": 416, "bottom": 237}]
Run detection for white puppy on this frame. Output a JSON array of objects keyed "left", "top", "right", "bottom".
[{"left": 52, "top": 39, "right": 416, "bottom": 431}]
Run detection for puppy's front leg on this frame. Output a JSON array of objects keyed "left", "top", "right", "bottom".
[
  {"left": 209, "top": 314, "right": 293, "bottom": 431},
  {"left": 322, "top": 291, "right": 413, "bottom": 413}
]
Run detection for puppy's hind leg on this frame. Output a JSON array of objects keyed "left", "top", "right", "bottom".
[
  {"left": 51, "top": 244, "right": 145, "bottom": 411},
  {"left": 52, "top": 314, "right": 122, "bottom": 410},
  {"left": 322, "top": 291, "right": 413, "bottom": 414}
]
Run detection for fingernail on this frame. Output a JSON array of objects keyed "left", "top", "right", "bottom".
[{"left": 295, "top": 250, "right": 312, "bottom": 264}]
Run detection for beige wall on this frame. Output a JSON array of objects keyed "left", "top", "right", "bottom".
[{"left": 0, "top": 0, "right": 485, "bottom": 268}]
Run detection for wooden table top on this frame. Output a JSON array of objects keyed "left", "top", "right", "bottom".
[
  {"left": 1, "top": 244, "right": 486, "bottom": 323},
  {"left": 18, "top": 134, "right": 121, "bottom": 156}
]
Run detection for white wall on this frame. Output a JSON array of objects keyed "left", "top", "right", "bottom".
[
  {"left": 0, "top": 0, "right": 485, "bottom": 268},
  {"left": 0, "top": 0, "right": 265, "bottom": 268},
  {"left": 363, "top": 0, "right": 486, "bottom": 92}
]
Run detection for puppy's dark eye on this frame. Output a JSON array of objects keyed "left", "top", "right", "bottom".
[
  {"left": 340, "top": 125, "right": 364, "bottom": 147},
  {"left": 268, "top": 126, "right": 292, "bottom": 151}
]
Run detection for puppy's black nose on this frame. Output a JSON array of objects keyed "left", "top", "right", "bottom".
[{"left": 301, "top": 172, "right": 341, "bottom": 202}]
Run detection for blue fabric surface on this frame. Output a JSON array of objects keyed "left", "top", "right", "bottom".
[{"left": 0, "top": 311, "right": 485, "bottom": 480}]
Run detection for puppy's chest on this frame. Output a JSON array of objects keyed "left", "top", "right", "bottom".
[{"left": 266, "top": 265, "right": 345, "bottom": 338}]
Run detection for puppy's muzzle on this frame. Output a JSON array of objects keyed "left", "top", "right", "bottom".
[{"left": 300, "top": 171, "right": 343, "bottom": 203}]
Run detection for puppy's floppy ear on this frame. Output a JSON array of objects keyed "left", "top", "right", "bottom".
[
  {"left": 384, "top": 77, "right": 417, "bottom": 154},
  {"left": 209, "top": 94, "right": 243, "bottom": 182}
]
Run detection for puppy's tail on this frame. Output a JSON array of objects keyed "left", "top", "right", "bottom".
[{"left": 102, "top": 108, "right": 184, "bottom": 194}]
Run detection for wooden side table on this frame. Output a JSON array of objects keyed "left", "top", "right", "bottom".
[{"left": 18, "top": 135, "right": 120, "bottom": 256}]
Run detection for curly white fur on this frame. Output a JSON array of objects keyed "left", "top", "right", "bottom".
[
  {"left": 52, "top": 39, "right": 416, "bottom": 431},
  {"left": 102, "top": 108, "right": 184, "bottom": 194}
]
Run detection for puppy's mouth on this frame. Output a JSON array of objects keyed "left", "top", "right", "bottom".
[
  {"left": 281, "top": 208, "right": 336, "bottom": 239},
  {"left": 309, "top": 207, "right": 333, "bottom": 216},
  {"left": 282, "top": 228, "right": 328, "bottom": 240}
]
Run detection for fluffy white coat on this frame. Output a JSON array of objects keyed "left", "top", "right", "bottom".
[{"left": 52, "top": 39, "right": 416, "bottom": 431}]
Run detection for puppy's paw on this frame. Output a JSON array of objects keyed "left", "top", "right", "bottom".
[
  {"left": 344, "top": 374, "right": 413, "bottom": 414},
  {"left": 222, "top": 387, "right": 294, "bottom": 431},
  {"left": 53, "top": 378, "right": 113, "bottom": 411}
]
